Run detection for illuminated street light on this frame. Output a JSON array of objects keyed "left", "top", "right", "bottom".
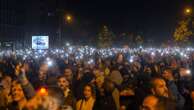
[
  {"left": 65, "top": 15, "right": 73, "bottom": 23},
  {"left": 184, "top": 7, "right": 192, "bottom": 15},
  {"left": 67, "top": 15, "right": 71, "bottom": 20},
  {"left": 186, "top": 9, "right": 191, "bottom": 13}
]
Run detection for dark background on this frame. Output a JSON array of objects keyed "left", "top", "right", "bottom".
[{"left": 0, "top": 0, "right": 193, "bottom": 47}]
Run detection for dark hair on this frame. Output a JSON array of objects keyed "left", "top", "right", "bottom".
[
  {"left": 47, "top": 87, "right": 64, "bottom": 105},
  {"left": 162, "top": 68, "right": 172, "bottom": 74},
  {"left": 64, "top": 67, "right": 72, "bottom": 71},
  {"left": 149, "top": 77, "right": 164, "bottom": 89},
  {"left": 82, "top": 83, "right": 96, "bottom": 98},
  {"left": 57, "top": 75, "right": 68, "bottom": 80}
]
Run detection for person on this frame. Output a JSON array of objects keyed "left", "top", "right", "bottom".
[
  {"left": 162, "top": 69, "right": 185, "bottom": 110},
  {"left": 75, "top": 71, "right": 95, "bottom": 100},
  {"left": 57, "top": 75, "right": 76, "bottom": 109},
  {"left": 76, "top": 84, "right": 95, "bottom": 110},
  {"left": 108, "top": 70, "right": 122, "bottom": 110},
  {"left": 93, "top": 75, "right": 119, "bottom": 110},
  {"left": 31, "top": 62, "right": 58, "bottom": 89},
  {"left": 64, "top": 67, "right": 77, "bottom": 95},
  {"left": 7, "top": 80, "right": 28, "bottom": 110},
  {"left": 141, "top": 95, "right": 176, "bottom": 110},
  {"left": 31, "top": 63, "right": 49, "bottom": 88},
  {"left": 63, "top": 68, "right": 74, "bottom": 83},
  {"left": 184, "top": 83, "right": 194, "bottom": 110},
  {"left": 0, "top": 75, "right": 12, "bottom": 108},
  {"left": 5, "top": 64, "right": 35, "bottom": 110},
  {"left": 25, "top": 87, "right": 65, "bottom": 110},
  {"left": 140, "top": 95, "right": 159, "bottom": 110},
  {"left": 149, "top": 77, "right": 169, "bottom": 98}
]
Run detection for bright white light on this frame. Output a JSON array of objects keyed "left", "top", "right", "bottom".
[
  {"left": 130, "top": 58, "right": 133, "bottom": 63},
  {"left": 186, "top": 69, "right": 191, "bottom": 75},
  {"left": 129, "top": 56, "right": 134, "bottom": 63},
  {"left": 65, "top": 53, "right": 69, "bottom": 57},
  {"left": 45, "top": 57, "right": 53, "bottom": 67},
  {"left": 46, "top": 57, "right": 50, "bottom": 61},
  {"left": 38, "top": 49, "right": 42, "bottom": 53},
  {"left": 56, "top": 49, "right": 59, "bottom": 53},
  {"left": 23, "top": 55, "right": 27, "bottom": 60},
  {"left": 68, "top": 47, "right": 73, "bottom": 53},
  {"left": 187, "top": 48, "right": 191, "bottom": 51},
  {"left": 151, "top": 52, "right": 155, "bottom": 56},
  {"left": 35, "top": 55, "right": 38, "bottom": 59},
  {"left": 47, "top": 60, "right": 53, "bottom": 66},
  {"left": 66, "top": 42, "right": 70, "bottom": 46},
  {"left": 88, "top": 59, "right": 94, "bottom": 64},
  {"left": 60, "top": 55, "right": 64, "bottom": 58}
]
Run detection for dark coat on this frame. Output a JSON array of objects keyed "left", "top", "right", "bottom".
[
  {"left": 62, "top": 90, "right": 76, "bottom": 109},
  {"left": 93, "top": 89, "right": 117, "bottom": 110}
]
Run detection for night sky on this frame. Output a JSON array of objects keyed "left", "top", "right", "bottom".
[{"left": 61, "top": 0, "right": 193, "bottom": 42}]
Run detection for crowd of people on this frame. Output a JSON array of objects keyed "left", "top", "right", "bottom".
[{"left": 0, "top": 48, "right": 194, "bottom": 110}]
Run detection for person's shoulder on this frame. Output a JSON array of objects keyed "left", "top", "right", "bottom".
[
  {"left": 6, "top": 102, "right": 18, "bottom": 110},
  {"left": 76, "top": 99, "right": 83, "bottom": 107},
  {"left": 0, "top": 106, "right": 8, "bottom": 110}
]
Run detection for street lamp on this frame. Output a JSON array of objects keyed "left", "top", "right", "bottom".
[
  {"left": 65, "top": 14, "right": 73, "bottom": 23},
  {"left": 58, "top": 13, "right": 74, "bottom": 47},
  {"left": 184, "top": 7, "right": 192, "bottom": 15}
]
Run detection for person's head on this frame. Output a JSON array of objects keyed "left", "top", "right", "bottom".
[
  {"left": 141, "top": 95, "right": 158, "bottom": 110},
  {"left": 57, "top": 75, "right": 70, "bottom": 91},
  {"left": 150, "top": 78, "right": 168, "bottom": 98},
  {"left": 64, "top": 68, "right": 73, "bottom": 82},
  {"left": 11, "top": 80, "right": 26, "bottom": 102},
  {"left": 39, "top": 63, "right": 49, "bottom": 79},
  {"left": 93, "top": 68, "right": 101, "bottom": 77},
  {"left": 162, "top": 69, "right": 174, "bottom": 81},
  {"left": 81, "top": 72, "right": 95, "bottom": 84},
  {"left": 1, "top": 75, "right": 12, "bottom": 90},
  {"left": 120, "top": 68, "right": 130, "bottom": 81},
  {"left": 116, "top": 53, "right": 124, "bottom": 63},
  {"left": 83, "top": 84, "right": 95, "bottom": 99},
  {"left": 23, "top": 62, "right": 30, "bottom": 73},
  {"left": 15, "top": 62, "right": 22, "bottom": 75},
  {"left": 95, "top": 75, "right": 104, "bottom": 88},
  {"left": 141, "top": 95, "right": 176, "bottom": 110},
  {"left": 144, "top": 66, "right": 152, "bottom": 74}
]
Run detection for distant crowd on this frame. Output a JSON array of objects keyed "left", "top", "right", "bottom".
[{"left": 0, "top": 50, "right": 194, "bottom": 110}]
